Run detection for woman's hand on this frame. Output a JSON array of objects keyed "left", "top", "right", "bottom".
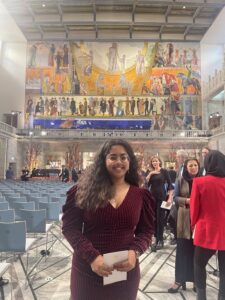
[
  {"left": 146, "top": 170, "right": 160, "bottom": 181},
  {"left": 113, "top": 250, "right": 137, "bottom": 272},
  {"left": 90, "top": 255, "right": 113, "bottom": 277},
  {"left": 186, "top": 198, "right": 190, "bottom": 205},
  {"left": 150, "top": 170, "right": 160, "bottom": 175},
  {"left": 165, "top": 198, "right": 172, "bottom": 206}
]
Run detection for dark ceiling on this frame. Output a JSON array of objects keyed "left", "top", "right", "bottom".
[{"left": 3, "top": 0, "right": 225, "bottom": 41}]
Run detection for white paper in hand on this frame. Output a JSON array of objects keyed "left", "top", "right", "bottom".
[
  {"left": 161, "top": 201, "right": 172, "bottom": 210},
  {"left": 103, "top": 250, "right": 128, "bottom": 285}
]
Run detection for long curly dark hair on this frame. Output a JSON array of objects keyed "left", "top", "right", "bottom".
[{"left": 76, "top": 139, "right": 139, "bottom": 210}]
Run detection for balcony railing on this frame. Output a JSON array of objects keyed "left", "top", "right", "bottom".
[
  {"left": 0, "top": 121, "right": 17, "bottom": 136},
  {"left": 17, "top": 128, "right": 211, "bottom": 140},
  {"left": 210, "top": 124, "right": 225, "bottom": 136},
  {"left": 202, "top": 68, "right": 224, "bottom": 100}
]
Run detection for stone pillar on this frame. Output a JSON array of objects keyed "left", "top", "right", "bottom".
[{"left": 0, "top": 137, "right": 7, "bottom": 179}]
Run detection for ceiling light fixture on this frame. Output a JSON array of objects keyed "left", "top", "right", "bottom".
[
  {"left": 42, "top": 3, "right": 46, "bottom": 7},
  {"left": 183, "top": 6, "right": 186, "bottom": 9}
]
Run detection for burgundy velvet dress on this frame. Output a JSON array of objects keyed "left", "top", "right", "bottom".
[{"left": 62, "top": 185, "right": 155, "bottom": 300}]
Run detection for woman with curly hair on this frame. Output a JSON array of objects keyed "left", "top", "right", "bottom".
[{"left": 62, "top": 139, "right": 155, "bottom": 300}]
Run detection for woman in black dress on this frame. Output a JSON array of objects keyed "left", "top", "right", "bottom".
[{"left": 147, "top": 155, "right": 174, "bottom": 250}]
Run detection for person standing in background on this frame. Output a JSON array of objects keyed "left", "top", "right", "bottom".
[
  {"left": 62, "top": 139, "right": 155, "bottom": 300},
  {"left": 176, "top": 149, "right": 188, "bottom": 178},
  {"left": 71, "top": 167, "right": 78, "bottom": 183},
  {"left": 190, "top": 150, "right": 225, "bottom": 300},
  {"left": 168, "top": 158, "right": 200, "bottom": 293},
  {"left": 200, "top": 146, "right": 210, "bottom": 176},
  {"left": 59, "top": 165, "right": 69, "bottom": 182},
  {"left": 147, "top": 155, "right": 174, "bottom": 251},
  {"left": 5, "top": 166, "right": 14, "bottom": 179}
]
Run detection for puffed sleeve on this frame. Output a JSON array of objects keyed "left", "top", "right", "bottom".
[
  {"left": 62, "top": 185, "right": 100, "bottom": 264},
  {"left": 190, "top": 178, "right": 200, "bottom": 229},
  {"left": 129, "top": 189, "right": 155, "bottom": 254},
  {"left": 163, "top": 168, "right": 174, "bottom": 191}
]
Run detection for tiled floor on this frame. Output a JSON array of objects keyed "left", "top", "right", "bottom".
[{"left": 1, "top": 226, "right": 219, "bottom": 300}]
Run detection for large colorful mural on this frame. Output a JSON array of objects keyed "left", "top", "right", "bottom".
[{"left": 25, "top": 41, "right": 202, "bottom": 130}]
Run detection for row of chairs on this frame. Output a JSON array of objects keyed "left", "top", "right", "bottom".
[
  {"left": 0, "top": 221, "right": 43, "bottom": 300},
  {"left": 0, "top": 208, "right": 54, "bottom": 233},
  {"left": 0, "top": 200, "right": 62, "bottom": 221},
  {"left": 0, "top": 181, "right": 73, "bottom": 299}
]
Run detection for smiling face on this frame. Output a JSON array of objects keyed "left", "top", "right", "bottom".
[
  {"left": 105, "top": 145, "right": 130, "bottom": 181},
  {"left": 186, "top": 160, "right": 199, "bottom": 177},
  {"left": 151, "top": 157, "right": 161, "bottom": 170}
]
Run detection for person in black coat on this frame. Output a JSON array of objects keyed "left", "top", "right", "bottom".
[
  {"left": 72, "top": 167, "right": 78, "bottom": 183},
  {"left": 59, "top": 165, "right": 70, "bottom": 182}
]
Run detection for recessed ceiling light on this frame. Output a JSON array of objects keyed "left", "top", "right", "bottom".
[
  {"left": 183, "top": 5, "right": 186, "bottom": 9},
  {"left": 42, "top": 3, "right": 46, "bottom": 7}
]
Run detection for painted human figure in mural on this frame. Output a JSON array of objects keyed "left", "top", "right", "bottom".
[
  {"left": 88, "top": 97, "right": 96, "bottom": 116},
  {"left": 35, "top": 102, "right": 41, "bottom": 116},
  {"left": 83, "top": 98, "right": 88, "bottom": 116},
  {"left": 116, "top": 99, "right": 124, "bottom": 116},
  {"left": 73, "top": 73, "right": 80, "bottom": 95},
  {"left": 125, "top": 97, "right": 130, "bottom": 116},
  {"left": 39, "top": 97, "right": 45, "bottom": 115},
  {"left": 152, "top": 112, "right": 160, "bottom": 130},
  {"left": 175, "top": 49, "right": 180, "bottom": 66},
  {"left": 139, "top": 98, "right": 145, "bottom": 115},
  {"left": 149, "top": 98, "right": 156, "bottom": 115},
  {"left": 70, "top": 98, "right": 76, "bottom": 115},
  {"left": 44, "top": 97, "right": 50, "bottom": 116},
  {"left": 191, "top": 48, "right": 198, "bottom": 65},
  {"left": 164, "top": 43, "right": 174, "bottom": 66},
  {"left": 119, "top": 74, "right": 128, "bottom": 90},
  {"left": 154, "top": 53, "right": 165, "bottom": 67},
  {"left": 136, "top": 98, "right": 140, "bottom": 115},
  {"left": 108, "top": 97, "right": 115, "bottom": 116},
  {"left": 151, "top": 77, "right": 163, "bottom": 96},
  {"left": 182, "top": 49, "right": 187, "bottom": 65},
  {"left": 28, "top": 44, "right": 37, "bottom": 67},
  {"left": 96, "top": 74, "right": 104, "bottom": 91},
  {"left": 170, "top": 95, "right": 181, "bottom": 116},
  {"left": 100, "top": 98, "right": 107, "bottom": 116},
  {"left": 48, "top": 43, "right": 56, "bottom": 66},
  {"left": 83, "top": 50, "right": 93, "bottom": 76},
  {"left": 141, "top": 82, "right": 150, "bottom": 95},
  {"left": 26, "top": 97, "right": 34, "bottom": 116},
  {"left": 55, "top": 51, "right": 62, "bottom": 73},
  {"left": 136, "top": 50, "right": 145, "bottom": 74},
  {"left": 107, "top": 42, "right": 118, "bottom": 72},
  {"left": 144, "top": 98, "right": 149, "bottom": 116},
  {"left": 63, "top": 44, "right": 69, "bottom": 67},
  {"left": 79, "top": 102, "right": 84, "bottom": 115},
  {"left": 158, "top": 114, "right": 166, "bottom": 130},
  {"left": 120, "top": 54, "right": 126, "bottom": 73}
]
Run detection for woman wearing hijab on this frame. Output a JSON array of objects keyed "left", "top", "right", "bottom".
[
  {"left": 168, "top": 158, "right": 200, "bottom": 293},
  {"left": 190, "top": 150, "right": 225, "bottom": 300}
]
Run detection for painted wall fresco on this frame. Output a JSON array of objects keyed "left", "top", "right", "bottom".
[{"left": 25, "top": 41, "right": 202, "bottom": 130}]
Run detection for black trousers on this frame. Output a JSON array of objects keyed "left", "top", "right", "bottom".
[
  {"left": 155, "top": 201, "right": 165, "bottom": 242},
  {"left": 194, "top": 246, "right": 225, "bottom": 296}
]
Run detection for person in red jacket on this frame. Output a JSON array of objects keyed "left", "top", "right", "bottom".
[{"left": 190, "top": 150, "right": 225, "bottom": 300}]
